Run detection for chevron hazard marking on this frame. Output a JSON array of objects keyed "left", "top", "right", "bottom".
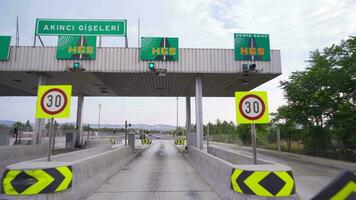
[
  {"left": 2, "top": 170, "right": 21, "bottom": 195},
  {"left": 1, "top": 166, "right": 73, "bottom": 195},
  {"left": 55, "top": 166, "right": 72, "bottom": 192},
  {"left": 330, "top": 181, "right": 356, "bottom": 200},
  {"left": 312, "top": 171, "right": 356, "bottom": 200},
  {"left": 244, "top": 171, "right": 273, "bottom": 196},
  {"left": 21, "top": 169, "right": 54, "bottom": 195},
  {"left": 274, "top": 171, "right": 295, "bottom": 196},
  {"left": 230, "top": 168, "right": 296, "bottom": 197},
  {"left": 231, "top": 169, "right": 243, "bottom": 193}
]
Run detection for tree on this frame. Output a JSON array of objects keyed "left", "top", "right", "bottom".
[{"left": 278, "top": 36, "right": 356, "bottom": 157}]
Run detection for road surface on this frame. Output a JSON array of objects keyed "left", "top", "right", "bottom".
[
  {"left": 86, "top": 140, "right": 221, "bottom": 200},
  {"left": 209, "top": 142, "right": 350, "bottom": 200}
]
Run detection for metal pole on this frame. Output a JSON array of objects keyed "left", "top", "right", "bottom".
[
  {"left": 277, "top": 127, "right": 281, "bottom": 152},
  {"left": 99, "top": 36, "right": 102, "bottom": 48},
  {"left": 138, "top": 19, "right": 140, "bottom": 47},
  {"left": 47, "top": 118, "right": 54, "bottom": 162},
  {"left": 15, "top": 16, "right": 19, "bottom": 61},
  {"left": 52, "top": 122, "right": 56, "bottom": 150},
  {"left": 251, "top": 124, "right": 257, "bottom": 164},
  {"left": 185, "top": 97, "right": 191, "bottom": 149},
  {"left": 98, "top": 104, "right": 101, "bottom": 135},
  {"left": 125, "top": 36, "right": 128, "bottom": 48},
  {"left": 176, "top": 97, "right": 179, "bottom": 137},
  {"left": 87, "top": 124, "right": 90, "bottom": 142},
  {"left": 207, "top": 123, "right": 210, "bottom": 151},
  {"left": 125, "top": 120, "right": 127, "bottom": 146}
]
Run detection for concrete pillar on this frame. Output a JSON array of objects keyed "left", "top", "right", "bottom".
[
  {"left": 195, "top": 77, "right": 203, "bottom": 149},
  {"left": 185, "top": 97, "right": 191, "bottom": 149},
  {"left": 33, "top": 74, "right": 45, "bottom": 145},
  {"left": 75, "top": 95, "right": 84, "bottom": 146},
  {"left": 128, "top": 133, "right": 135, "bottom": 150}
]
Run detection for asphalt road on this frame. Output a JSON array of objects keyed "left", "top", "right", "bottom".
[
  {"left": 86, "top": 140, "right": 221, "bottom": 200},
  {"left": 209, "top": 142, "right": 348, "bottom": 200}
]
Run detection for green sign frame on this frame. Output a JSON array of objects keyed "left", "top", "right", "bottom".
[
  {"left": 36, "top": 19, "right": 127, "bottom": 36},
  {"left": 0, "top": 36, "right": 11, "bottom": 61},
  {"left": 234, "top": 33, "right": 270, "bottom": 61},
  {"left": 141, "top": 37, "right": 179, "bottom": 61},
  {"left": 56, "top": 36, "right": 96, "bottom": 60}
]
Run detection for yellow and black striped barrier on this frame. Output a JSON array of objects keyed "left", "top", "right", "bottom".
[
  {"left": 175, "top": 139, "right": 185, "bottom": 145},
  {"left": 231, "top": 168, "right": 295, "bottom": 197},
  {"left": 2, "top": 166, "right": 72, "bottom": 195},
  {"left": 141, "top": 139, "right": 152, "bottom": 145},
  {"left": 311, "top": 171, "right": 356, "bottom": 200},
  {"left": 109, "top": 138, "right": 119, "bottom": 144}
]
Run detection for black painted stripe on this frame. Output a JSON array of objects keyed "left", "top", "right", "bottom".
[
  {"left": 67, "top": 166, "right": 73, "bottom": 188},
  {"left": 287, "top": 170, "right": 296, "bottom": 194},
  {"left": 40, "top": 168, "right": 64, "bottom": 193},
  {"left": 237, "top": 170, "right": 255, "bottom": 195},
  {"left": 311, "top": 171, "right": 356, "bottom": 200}
]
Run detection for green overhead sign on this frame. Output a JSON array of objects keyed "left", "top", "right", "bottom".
[
  {"left": 234, "top": 33, "right": 270, "bottom": 61},
  {"left": 56, "top": 36, "right": 96, "bottom": 60},
  {"left": 141, "top": 37, "right": 179, "bottom": 61},
  {"left": 36, "top": 19, "right": 127, "bottom": 36},
  {"left": 0, "top": 36, "right": 11, "bottom": 61}
]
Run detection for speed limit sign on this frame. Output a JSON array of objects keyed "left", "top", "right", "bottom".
[
  {"left": 36, "top": 85, "right": 72, "bottom": 118},
  {"left": 235, "top": 91, "right": 269, "bottom": 124}
]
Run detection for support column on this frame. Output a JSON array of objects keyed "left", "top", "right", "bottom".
[
  {"left": 75, "top": 95, "right": 84, "bottom": 147},
  {"left": 195, "top": 77, "right": 203, "bottom": 149},
  {"left": 33, "top": 74, "right": 45, "bottom": 145},
  {"left": 185, "top": 97, "right": 191, "bottom": 149}
]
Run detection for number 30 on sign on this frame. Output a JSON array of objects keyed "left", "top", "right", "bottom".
[
  {"left": 36, "top": 85, "right": 72, "bottom": 119},
  {"left": 235, "top": 91, "right": 269, "bottom": 124}
]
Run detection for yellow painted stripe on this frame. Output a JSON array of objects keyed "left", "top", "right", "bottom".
[
  {"left": 331, "top": 181, "right": 356, "bottom": 200},
  {"left": 2, "top": 170, "right": 21, "bottom": 195},
  {"left": 55, "top": 166, "right": 73, "bottom": 192},
  {"left": 244, "top": 171, "right": 273, "bottom": 196},
  {"left": 274, "top": 171, "right": 294, "bottom": 196},
  {"left": 231, "top": 169, "right": 243, "bottom": 193},
  {"left": 22, "top": 169, "right": 54, "bottom": 195}
]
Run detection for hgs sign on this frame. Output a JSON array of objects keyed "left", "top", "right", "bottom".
[
  {"left": 56, "top": 36, "right": 96, "bottom": 60},
  {"left": 140, "top": 37, "right": 179, "bottom": 61},
  {"left": 234, "top": 33, "right": 270, "bottom": 61}
]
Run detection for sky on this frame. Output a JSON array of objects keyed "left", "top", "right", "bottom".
[{"left": 0, "top": 0, "right": 355, "bottom": 126}]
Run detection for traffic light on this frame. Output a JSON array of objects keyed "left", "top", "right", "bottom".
[
  {"left": 249, "top": 64, "right": 256, "bottom": 71},
  {"left": 148, "top": 62, "right": 155, "bottom": 71},
  {"left": 242, "top": 63, "right": 257, "bottom": 73},
  {"left": 73, "top": 62, "right": 80, "bottom": 69}
]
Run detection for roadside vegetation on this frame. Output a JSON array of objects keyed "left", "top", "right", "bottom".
[{"left": 207, "top": 37, "right": 356, "bottom": 162}]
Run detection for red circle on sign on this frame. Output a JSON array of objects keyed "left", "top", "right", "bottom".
[
  {"left": 239, "top": 94, "right": 265, "bottom": 120},
  {"left": 40, "top": 88, "right": 68, "bottom": 115}
]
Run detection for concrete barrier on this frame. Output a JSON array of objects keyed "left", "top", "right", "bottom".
[
  {"left": 1, "top": 145, "right": 141, "bottom": 200},
  {"left": 0, "top": 144, "right": 48, "bottom": 180},
  {"left": 208, "top": 145, "right": 270, "bottom": 165},
  {"left": 211, "top": 142, "right": 356, "bottom": 172},
  {"left": 185, "top": 146, "right": 299, "bottom": 200}
]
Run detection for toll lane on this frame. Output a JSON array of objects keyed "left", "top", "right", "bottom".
[{"left": 86, "top": 140, "right": 221, "bottom": 200}]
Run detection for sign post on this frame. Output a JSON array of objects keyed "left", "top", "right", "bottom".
[
  {"left": 36, "top": 85, "right": 72, "bottom": 161},
  {"left": 235, "top": 91, "right": 269, "bottom": 164}
]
